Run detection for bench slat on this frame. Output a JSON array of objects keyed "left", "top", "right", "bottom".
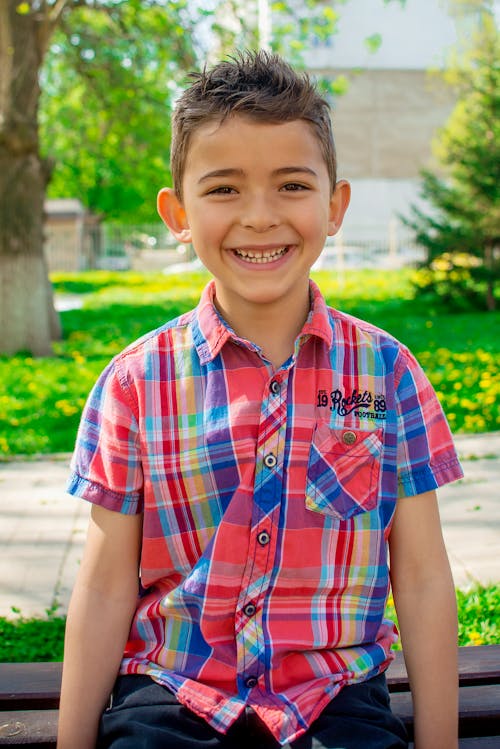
[
  {"left": 0, "top": 698, "right": 499, "bottom": 747},
  {"left": 0, "top": 665, "right": 60, "bottom": 711},
  {"left": 0, "top": 715, "right": 499, "bottom": 748},
  {"left": 387, "top": 645, "right": 500, "bottom": 690},
  {"left": 0, "top": 710, "right": 58, "bottom": 746},
  {"left": 1, "top": 645, "right": 498, "bottom": 708},
  {"left": 391, "top": 684, "right": 500, "bottom": 738}
]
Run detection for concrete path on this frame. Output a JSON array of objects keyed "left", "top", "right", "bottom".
[{"left": 1, "top": 433, "right": 499, "bottom": 619}]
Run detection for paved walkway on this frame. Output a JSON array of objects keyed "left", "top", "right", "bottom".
[{"left": 1, "top": 433, "right": 499, "bottom": 619}]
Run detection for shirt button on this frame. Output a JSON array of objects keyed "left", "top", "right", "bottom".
[
  {"left": 257, "top": 530, "right": 270, "bottom": 546},
  {"left": 264, "top": 453, "right": 277, "bottom": 468},
  {"left": 244, "top": 603, "right": 256, "bottom": 617},
  {"left": 342, "top": 430, "right": 357, "bottom": 446},
  {"left": 270, "top": 380, "right": 280, "bottom": 395},
  {"left": 245, "top": 676, "right": 258, "bottom": 689}
]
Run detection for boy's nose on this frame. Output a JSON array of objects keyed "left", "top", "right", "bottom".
[{"left": 240, "top": 195, "right": 280, "bottom": 232}]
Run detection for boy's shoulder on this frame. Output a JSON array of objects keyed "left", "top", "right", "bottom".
[
  {"left": 326, "top": 303, "right": 407, "bottom": 352},
  {"left": 115, "top": 307, "right": 197, "bottom": 366},
  {"left": 322, "top": 301, "right": 419, "bottom": 381},
  {"left": 309, "top": 280, "right": 406, "bottom": 355}
]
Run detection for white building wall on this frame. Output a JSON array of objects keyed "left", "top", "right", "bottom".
[
  {"left": 302, "top": 0, "right": 465, "bottom": 243},
  {"left": 306, "top": 0, "right": 459, "bottom": 71}
]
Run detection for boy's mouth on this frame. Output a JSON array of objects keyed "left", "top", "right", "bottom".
[{"left": 232, "top": 247, "right": 289, "bottom": 264}]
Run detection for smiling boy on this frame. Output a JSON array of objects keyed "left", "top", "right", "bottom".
[
  {"left": 58, "top": 52, "right": 463, "bottom": 749},
  {"left": 159, "top": 114, "right": 345, "bottom": 369}
]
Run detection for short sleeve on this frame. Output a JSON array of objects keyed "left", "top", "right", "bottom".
[
  {"left": 67, "top": 358, "right": 143, "bottom": 514},
  {"left": 395, "top": 346, "right": 463, "bottom": 497}
]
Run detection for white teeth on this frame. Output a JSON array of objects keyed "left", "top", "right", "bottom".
[{"left": 234, "top": 247, "right": 288, "bottom": 263}]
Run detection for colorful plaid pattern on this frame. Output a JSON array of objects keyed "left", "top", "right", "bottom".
[{"left": 68, "top": 280, "right": 463, "bottom": 745}]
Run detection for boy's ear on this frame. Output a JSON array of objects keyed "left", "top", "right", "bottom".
[
  {"left": 157, "top": 188, "right": 192, "bottom": 244},
  {"left": 327, "top": 179, "right": 351, "bottom": 236}
]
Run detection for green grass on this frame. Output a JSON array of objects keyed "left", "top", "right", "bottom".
[
  {"left": 0, "top": 269, "right": 499, "bottom": 456},
  {"left": 1, "top": 583, "right": 498, "bottom": 662}
]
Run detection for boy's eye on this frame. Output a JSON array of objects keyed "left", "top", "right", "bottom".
[
  {"left": 281, "top": 182, "right": 309, "bottom": 192},
  {"left": 207, "top": 186, "right": 236, "bottom": 195}
]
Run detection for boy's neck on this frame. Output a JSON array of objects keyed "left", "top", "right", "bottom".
[{"left": 213, "top": 283, "right": 311, "bottom": 371}]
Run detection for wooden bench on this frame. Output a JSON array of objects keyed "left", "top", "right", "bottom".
[{"left": 0, "top": 645, "right": 499, "bottom": 747}]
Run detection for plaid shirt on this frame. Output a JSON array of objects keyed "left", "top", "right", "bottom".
[{"left": 68, "top": 280, "right": 463, "bottom": 745}]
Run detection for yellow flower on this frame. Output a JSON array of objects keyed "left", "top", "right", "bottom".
[
  {"left": 468, "top": 631, "right": 484, "bottom": 645},
  {"left": 55, "top": 399, "right": 79, "bottom": 417},
  {"left": 72, "top": 352, "right": 86, "bottom": 365}
]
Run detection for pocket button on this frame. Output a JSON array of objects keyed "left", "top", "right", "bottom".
[{"left": 342, "top": 430, "right": 357, "bottom": 446}]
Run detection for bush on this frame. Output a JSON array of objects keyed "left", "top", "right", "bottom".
[
  {"left": 0, "top": 607, "right": 66, "bottom": 662},
  {"left": 412, "top": 252, "right": 498, "bottom": 313},
  {"left": 456, "top": 584, "right": 500, "bottom": 646}
]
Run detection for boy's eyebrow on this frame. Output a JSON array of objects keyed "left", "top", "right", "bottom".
[
  {"left": 273, "top": 166, "right": 318, "bottom": 178},
  {"left": 198, "top": 166, "right": 318, "bottom": 183},
  {"left": 198, "top": 168, "right": 244, "bottom": 184}
]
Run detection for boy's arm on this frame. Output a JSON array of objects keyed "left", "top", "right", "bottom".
[
  {"left": 389, "top": 489, "right": 458, "bottom": 749},
  {"left": 57, "top": 504, "right": 142, "bottom": 749}
]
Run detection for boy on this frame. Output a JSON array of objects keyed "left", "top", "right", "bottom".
[{"left": 58, "top": 51, "right": 463, "bottom": 749}]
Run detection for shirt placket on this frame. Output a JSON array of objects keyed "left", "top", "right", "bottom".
[{"left": 235, "top": 371, "right": 288, "bottom": 695}]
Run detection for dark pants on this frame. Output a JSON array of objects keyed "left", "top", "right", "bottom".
[{"left": 97, "top": 673, "right": 408, "bottom": 749}]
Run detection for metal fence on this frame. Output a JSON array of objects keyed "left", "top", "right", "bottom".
[
  {"left": 45, "top": 221, "right": 424, "bottom": 273},
  {"left": 313, "top": 226, "right": 425, "bottom": 271},
  {"left": 97, "top": 223, "right": 189, "bottom": 272}
]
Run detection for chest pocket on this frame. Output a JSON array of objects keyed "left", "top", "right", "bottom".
[{"left": 306, "top": 422, "right": 383, "bottom": 519}]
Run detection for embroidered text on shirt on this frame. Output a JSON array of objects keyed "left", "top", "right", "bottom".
[{"left": 317, "top": 388, "right": 387, "bottom": 420}]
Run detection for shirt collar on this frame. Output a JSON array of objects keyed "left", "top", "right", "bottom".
[
  {"left": 301, "top": 279, "right": 333, "bottom": 349},
  {"left": 191, "top": 279, "right": 333, "bottom": 365}
]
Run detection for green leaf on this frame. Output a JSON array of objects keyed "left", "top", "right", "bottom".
[
  {"left": 330, "top": 74, "right": 349, "bottom": 95},
  {"left": 364, "top": 33, "right": 383, "bottom": 53}
]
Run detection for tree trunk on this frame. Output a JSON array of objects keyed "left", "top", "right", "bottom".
[
  {"left": 0, "top": 1, "right": 61, "bottom": 356},
  {"left": 483, "top": 243, "right": 496, "bottom": 312},
  {"left": 0, "top": 252, "right": 59, "bottom": 355}
]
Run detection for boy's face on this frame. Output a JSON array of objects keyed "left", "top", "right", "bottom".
[{"left": 159, "top": 116, "right": 349, "bottom": 319}]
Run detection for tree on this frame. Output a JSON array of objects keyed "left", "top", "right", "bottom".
[
  {"left": 0, "top": 0, "right": 197, "bottom": 356},
  {"left": 41, "top": 3, "right": 197, "bottom": 223},
  {"left": 0, "top": 1, "right": 61, "bottom": 356},
  {"left": 406, "top": 9, "right": 499, "bottom": 311}
]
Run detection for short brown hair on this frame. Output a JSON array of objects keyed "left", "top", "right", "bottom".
[{"left": 170, "top": 50, "right": 337, "bottom": 200}]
